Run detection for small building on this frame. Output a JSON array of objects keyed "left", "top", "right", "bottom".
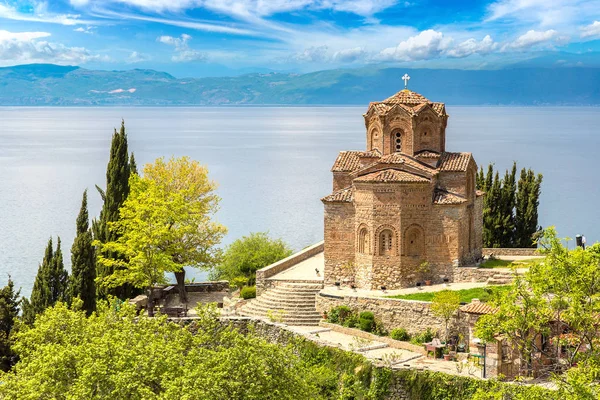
[{"left": 322, "top": 85, "right": 483, "bottom": 290}]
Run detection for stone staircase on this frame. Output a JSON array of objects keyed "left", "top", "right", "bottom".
[
  {"left": 238, "top": 282, "right": 323, "bottom": 326},
  {"left": 487, "top": 271, "right": 515, "bottom": 285}
]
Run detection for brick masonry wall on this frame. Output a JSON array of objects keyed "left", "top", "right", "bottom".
[{"left": 324, "top": 203, "right": 356, "bottom": 286}]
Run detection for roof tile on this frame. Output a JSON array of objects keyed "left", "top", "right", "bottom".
[
  {"left": 355, "top": 169, "right": 430, "bottom": 183},
  {"left": 321, "top": 187, "right": 353, "bottom": 203},
  {"left": 460, "top": 301, "right": 497, "bottom": 315},
  {"left": 433, "top": 189, "right": 466, "bottom": 205},
  {"left": 437, "top": 152, "right": 472, "bottom": 172}
]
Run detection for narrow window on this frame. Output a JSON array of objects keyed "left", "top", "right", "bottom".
[
  {"left": 358, "top": 228, "right": 369, "bottom": 254},
  {"left": 395, "top": 132, "right": 402, "bottom": 152},
  {"left": 379, "top": 229, "right": 393, "bottom": 255}
]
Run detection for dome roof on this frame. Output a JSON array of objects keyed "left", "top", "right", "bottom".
[
  {"left": 383, "top": 89, "right": 430, "bottom": 105},
  {"left": 364, "top": 88, "right": 446, "bottom": 118}
]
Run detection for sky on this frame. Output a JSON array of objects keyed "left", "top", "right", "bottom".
[{"left": 1, "top": 0, "right": 600, "bottom": 77}]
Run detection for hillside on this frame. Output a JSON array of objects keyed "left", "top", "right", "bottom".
[{"left": 0, "top": 64, "right": 599, "bottom": 106}]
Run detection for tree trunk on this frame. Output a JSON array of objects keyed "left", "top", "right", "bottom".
[
  {"left": 147, "top": 288, "right": 155, "bottom": 317},
  {"left": 174, "top": 270, "right": 187, "bottom": 304}
]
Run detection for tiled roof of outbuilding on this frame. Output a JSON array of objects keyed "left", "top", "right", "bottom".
[
  {"left": 321, "top": 187, "right": 353, "bottom": 203},
  {"left": 433, "top": 189, "right": 466, "bottom": 205},
  {"left": 460, "top": 301, "right": 497, "bottom": 315},
  {"left": 437, "top": 152, "right": 472, "bottom": 172},
  {"left": 355, "top": 169, "right": 430, "bottom": 183},
  {"left": 415, "top": 150, "right": 441, "bottom": 159}
]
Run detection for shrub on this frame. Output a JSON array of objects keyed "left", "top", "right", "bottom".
[
  {"left": 410, "top": 328, "right": 435, "bottom": 345},
  {"left": 240, "top": 286, "right": 256, "bottom": 299},
  {"left": 343, "top": 313, "right": 360, "bottom": 329},
  {"left": 390, "top": 328, "right": 410, "bottom": 341},
  {"left": 359, "top": 311, "right": 375, "bottom": 332},
  {"left": 327, "top": 306, "right": 353, "bottom": 325}
]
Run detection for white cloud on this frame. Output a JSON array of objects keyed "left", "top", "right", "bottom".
[
  {"left": 0, "top": 30, "right": 103, "bottom": 66},
  {"left": 581, "top": 21, "right": 600, "bottom": 38},
  {"left": 127, "top": 51, "right": 150, "bottom": 63},
  {"left": 446, "top": 35, "right": 498, "bottom": 58},
  {"left": 485, "top": 0, "right": 600, "bottom": 28},
  {"left": 157, "top": 34, "right": 207, "bottom": 62},
  {"left": 70, "top": 0, "right": 91, "bottom": 6},
  {"left": 0, "top": 3, "right": 91, "bottom": 26},
  {"left": 74, "top": 26, "right": 95, "bottom": 34},
  {"left": 333, "top": 47, "right": 368, "bottom": 62},
  {"left": 504, "top": 29, "right": 566, "bottom": 50},
  {"left": 378, "top": 30, "right": 452, "bottom": 61}
]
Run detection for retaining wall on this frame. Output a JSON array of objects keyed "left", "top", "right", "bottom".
[{"left": 482, "top": 248, "right": 538, "bottom": 257}]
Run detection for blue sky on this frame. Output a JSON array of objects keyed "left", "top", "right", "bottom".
[{"left": 1, "top": 0, "right": 600, "bottom": 77}]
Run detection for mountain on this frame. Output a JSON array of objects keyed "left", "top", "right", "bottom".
[{"left": 1, "top": 63, "right": 599, "bottom": 106}]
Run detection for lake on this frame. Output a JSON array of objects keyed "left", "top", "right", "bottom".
[{"left": 1, "top": 106, "right": 598, "bottom": 297}]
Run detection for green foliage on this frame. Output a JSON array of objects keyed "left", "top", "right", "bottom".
[
  {"left": 359, "top": 311, "right": 375, "bottom": 332},
  {"left": 22, "top": 237, "right": 69, "bottom": 324},
  {"left": 93, "top": 120, "right": 138, "bottom": 300},
  {"left": 410, "top": 328, "right": 435, "bottom": 345},
  {"left": 390, "top": 328, "right": 410, "bottom": 341},
  {"left": 477, "top": 163, "right": 542, "bottom": 248},
  {"left": 431, "top": 290, "right": 461, "bottom": 343},
  {"left": 211, "top": 232, "right": 292, "bottom": 286},
  {"left": 0, "top": 278, "right": 20, "bottom": 371},
  {"left": 240, "top": 286, "right": 256, "bottom": 299},
  {"left": 70, "top": 190, "right": 96, "bottom": 315},
  {"left": 326, "top": 305, "right": 353, "bottom": 324},
  {"left": 387, "top": 286, "right": 511, "bottom": 303},
  {"left": 96, "top": 157, "right": 227, "bottom": 311}
]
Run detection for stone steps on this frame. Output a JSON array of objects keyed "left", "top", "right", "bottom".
[
  {"left": 238, "top": 281, "right": 323, "bottom": 326},
  {"left": 487, "top": 272, "right": 514, "bottom": 285}
]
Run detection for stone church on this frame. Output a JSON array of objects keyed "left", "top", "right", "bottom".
[{"left": 322, "top": 83, "right": 483, "bottom": 290}]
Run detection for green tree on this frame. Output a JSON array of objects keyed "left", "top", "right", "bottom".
[
  {"left": 0, "top": 302, "right": 314, "bottom": 399},
  {"left": 211, "top": 232, "right": 293, "bottom": 287},
  {"left": 70, "top": 190, "right": 96, "bottom": 315},
  {"left": 22, "top": 238, "right": 69, "bottom": 324},
  {"left": 515, "top": 169, "right": 543, "bottom": 248},
  {"left": 97, "top": 157, "right": 227, "bottom": 314},
  {"left": 499, "top": 162, "right": 517, "bottom": 247},
  {"left": 93, "top": 120, "right": 138, "bottom": 300},
  {"left": 430, "top": 290, "right": 461, "bottom": 344},
  {"left": 0, "top": 277, "right": 21, "bottom": 371}
]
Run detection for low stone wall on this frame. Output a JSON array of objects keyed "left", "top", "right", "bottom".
[
  {"left": 316, "top": 292, "right": 464, "bottom": 336},
  {"left": 256, "top": 241, "right": 324, "bottom": 295},
  {"left": 482, "top": 248, "right": 538, "bottom": 257},
  {"left": 453, "top": 267, "right": 497, "bottom": 283},
  {"left": 185, "top": 281, "right": 230, "bottom": 292}
]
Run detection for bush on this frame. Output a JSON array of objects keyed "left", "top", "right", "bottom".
[
  {"left": 359, "top": 311, "right": 375, "bottom": 332},
  {"left": 240, "top": 286, "right": 256, "bottom": 299},
  {"left": 390, "top": 328, "right": 410, "bottom": 341},
  {"left": 410, "top": 328, "right": 435, "bottom": 345},
  {"left": 343, "top": 313, "right": 360, "bottom": 329},
  {"left": 327, "top": 306, "right": 353, "bottom": 325}
]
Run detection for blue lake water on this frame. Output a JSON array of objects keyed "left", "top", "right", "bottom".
[{"left": 1, "top": 106, "right": 598, "bottom": 297}]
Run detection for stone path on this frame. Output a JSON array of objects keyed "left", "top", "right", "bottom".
[{"left": 269, "top": 251, "right": 324, "bottom": 281}]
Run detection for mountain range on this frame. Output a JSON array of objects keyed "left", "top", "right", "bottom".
[{"left": 1, "top": 63, "right": 599, "bottom": 106}]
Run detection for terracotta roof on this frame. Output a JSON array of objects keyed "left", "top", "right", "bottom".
[
  {"left": 415, "top": 150, "right": 441, "bottom": 159},
  {"left": 355, "top": 169, "right": 430, "bottom": 183},
  {"left": 384, "top": 89, "right": 430, "bottom": 105},
  {"left": 460, "top": 300, "right": 497, "bottom": 315},
  {"left": 321, "top": 187, "right": 353, "bottom": 203},
  {"left": 437, "top": 152, "right": 472, "bottom": 172},
  {"left": 433, "top": 189, "right": 466, "bottom": 205},
  {"left": 331, "top": 150, "right": 382, "bottom": 173},
  {"left": 431, "top": 102, "right": 446, "bottom": 115},
  {"left": 378, "top": 153, "right": 437, "bottom": 173}
]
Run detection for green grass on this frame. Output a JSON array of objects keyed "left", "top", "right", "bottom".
[
  {"left": 386, "top": 285, "right": 511, "bottom": 303},
  {"left": 479, "top": 257, "right": 543, "bottom": 269}
]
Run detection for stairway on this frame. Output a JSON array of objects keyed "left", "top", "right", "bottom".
[
  {"left": 487, "top": 271, "right": 515, "bottom": 285},
  {"left": 238, "top": 282, "right": 323, "bottom": 326}
]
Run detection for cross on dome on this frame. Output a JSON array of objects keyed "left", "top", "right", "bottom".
[{"left": 402, "top": 73, "right": 410, "bottom": 90}]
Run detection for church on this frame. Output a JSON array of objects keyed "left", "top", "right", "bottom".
[{"left": 321, "top": 77, "right": 483, "bottom": 290}]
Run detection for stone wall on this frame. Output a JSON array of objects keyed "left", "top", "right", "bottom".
[
  {"left": 324, "top": 202, "right": 356, "bottom": 286},
  {"left": 482, "top": 248, "right": 538, "bottom": 257},
  {"left": 453, "top": 267, "right": 498, "bottom": 283},
  {"left": 256, "top": 241, "right": 324, "bottom": 295},
  {"left": 316, "top": 292, "right": 466, "bottom": 336}
]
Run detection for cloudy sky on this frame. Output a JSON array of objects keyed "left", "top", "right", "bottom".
[{"left": 1, "top": 0, "right": 600, "bottom": 76}]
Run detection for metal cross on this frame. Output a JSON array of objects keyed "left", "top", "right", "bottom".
[{"left": 402, "top": 73, "right": 410, "bottom": 89}]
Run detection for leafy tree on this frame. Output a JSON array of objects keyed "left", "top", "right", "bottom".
[
  {"left": 430, "top": 290, "right": 460, "bottom": 344},
  {"left": 0, "top": 277, "right": 20, "bottom": 371},
  {"left": 70, "top": 190, "right": 96, "bottom": 315},
  {"left": 22, "top": 238, "right": 69, "bottom": 324},
  {"left": 97, "top": 157, "right": 227, "bottom": 313},
  {"left": 476, "top": 228, "right": 600, "bottom": 382},
  {"left": 0, "top": 302, "right": 314, "bottom": 399},
  {"left": 93, "top": 120, "right": 138, "bottom": 300},
  {"left": 211, "top": 232, "right": 293, "bottom": 287}
]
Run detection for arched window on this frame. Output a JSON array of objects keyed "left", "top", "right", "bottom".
[
  {"left": 379, "top": 229, "right": 394, "bottom": 255},
  {"left": 405, "top": 225, "right": 424, "bottom": 256},
  {"left": 358, "top": 228, "right": 369, "bottom": 254}
]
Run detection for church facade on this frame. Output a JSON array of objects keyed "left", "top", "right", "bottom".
[{"left": 322, "top": 86, "right": 483, "bottom": 290}]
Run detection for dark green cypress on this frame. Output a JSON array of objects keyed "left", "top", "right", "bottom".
[
  {"left": 499, "top": 162, "right": 517, "bottom": 247},
  {"left": 93, "top": 120, "right": 139, "bottom": 300},
  {"left": 0, "top": 277, "right": 20, "bottom": 371},
  {"left": 130, "top": 152, "right": 138, "bottom": 176},
  {"left": 515, "top": 168, "right": 531, "bottom": 247},
  {"left": 49, "top": 238, "right": 69, "bottom": 304},
  {"left": 70, "top": 190, "right": 96, "bottom": 315}
]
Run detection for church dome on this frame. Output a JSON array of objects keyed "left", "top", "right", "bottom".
[{"left": 383, "top": 89, "right": 430, "bottom": 105}]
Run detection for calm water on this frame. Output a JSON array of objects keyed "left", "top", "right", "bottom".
[{"left": 1, "top": 107, "right": 599, "bottom": 297}]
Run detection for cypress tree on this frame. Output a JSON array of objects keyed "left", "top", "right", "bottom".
[
  {"left": 94, "top": 120, "right": 139, "bottom": 299},
  {"left": 499, "top": 163, "right": 517, "bottom": 247},
  {"left": 130, "top": 152, "right": 138, "bottom": 176},
  {"left": 70, "top": 190, "right": 96, "bottom": 315},
  {"left": 22, "top": 238, "right": 69, "bottom": 324},
  {"left": 515, "top": 170, "right": 543, "bottom": 247},
  {"left": 0, "top": 277, "right": 20, "bottom": 371}
]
